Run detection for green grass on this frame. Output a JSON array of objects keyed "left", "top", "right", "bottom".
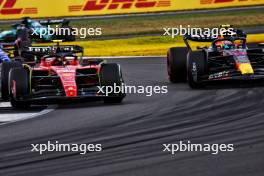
[
  {"left": 34, "top": 34, "right": 264, "bottom": 56},
  {"left": 3, "top": 9, "right": 264, "bottom": 56},
  {"left": 0, "top": 9, "right": 263, "bottom": 39},
  {"left": 70, "top": 9, "right": 264, "bottom": 39}
]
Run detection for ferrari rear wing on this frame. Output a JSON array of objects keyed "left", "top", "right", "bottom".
[
  {"left": 18, "top": 45, "right": 83, "bottom": 60},
  {"left": 28, "top": 45, "right": 83, "bottom": 54}
]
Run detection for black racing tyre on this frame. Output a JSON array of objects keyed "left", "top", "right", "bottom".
[
  {"left": 9, "top": 68, "right": 30, "bottom": 109},
  {"left": 167, "top": 47, "right": 188, "bottom": 83},
  {"left": 100, "top": 63, "right": 125, "bottom": 103},
  {"left": 1, "top": 61, "right": 22, "bottom": 101},
  {"left": 187, "top": 51, "right": 207, "bottom": 89}
]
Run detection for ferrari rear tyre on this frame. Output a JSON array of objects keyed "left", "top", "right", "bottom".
[
  {"left": 167, "top": 47, "right": 188, "bottom": 83},
  {"left": 100, "top": 63, "right": 125, "bottom": 103},
  {"left": 1, "top": 61, "right": 22, "bottom": 101},
  {"left": 9, "top": 68, "right": 30, "bottom": 109}
]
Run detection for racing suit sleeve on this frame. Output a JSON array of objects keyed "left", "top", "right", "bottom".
[{"left": 0, "top": 48, "right": 11, "bottom": 63}]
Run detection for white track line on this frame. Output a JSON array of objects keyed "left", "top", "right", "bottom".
[{"left": 0, "top": 102, "right": 56, "bottom": 124}]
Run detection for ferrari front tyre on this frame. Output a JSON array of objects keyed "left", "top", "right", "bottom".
[
  {"left": 167, "top": 47, "right": 188, "bottom": 83},
  {"left": 187, "top": 51, "right": 206, "bottom": 89},
  {"left": 9, "top": 68, "right": 30, "bottom": 109},
  {"left": 100, "top": 63, "right": 125, "bottom": 104},
  {"left": 1, "top": 61, "right": 22, "bottom": 101}
]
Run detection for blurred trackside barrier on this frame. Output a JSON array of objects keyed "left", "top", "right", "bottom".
[{"left": 0, "top": 0, "right": 264, "bottom": 20}]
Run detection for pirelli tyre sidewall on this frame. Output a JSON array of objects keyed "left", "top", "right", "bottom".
[
  {"left": 100, "top": 63, "right": 125, "bottom": 104},
  {"left": 9, "top": 67, "right": 30, "bottom": 109},
  {"left": 167, "top": 47, "right": 188, "bottom": 83},
  {"left": 1, "top": 61, "right": 22, "bottom": 101},
  {"left": 187, "top": 51, "right": 207, "bottom": 89},
  {"left": 0, "top": 63, "right": 2, "bottom": 95}
]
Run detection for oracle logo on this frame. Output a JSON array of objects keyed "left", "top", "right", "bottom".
[
  {"left": 0, "top": 0, "right": 37, "bottom": 15},
  {"left": 69, "top": 0, "right": 171, "bottom": 12}
]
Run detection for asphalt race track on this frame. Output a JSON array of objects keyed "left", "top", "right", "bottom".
[{"left": 0, "top": 57, "right": 264, "bottom": 176}]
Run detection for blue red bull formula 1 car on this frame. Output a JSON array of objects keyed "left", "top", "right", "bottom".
[{"left": 167, "top": 29, "right": 264, "bottom": 88}]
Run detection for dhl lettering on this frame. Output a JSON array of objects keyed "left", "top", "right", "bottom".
[
  {"left": 215, "top": 0, "right": 234, "bottom": 3},
  {"left": 82, "top": 0, "right": 162, "bottom": 11},
  {"left": 0, "top": 0, "right": 22, "bottom": 15},
  {"left": 201, "top": 0, "right": 250, "bottom": 4},
  {"left": 0, "top": 0, "right": 37, "bottom": 15}
]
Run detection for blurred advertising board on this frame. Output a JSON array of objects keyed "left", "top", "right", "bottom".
[{"left": 0, "top": 0, "right": 263, "bottom": 19}]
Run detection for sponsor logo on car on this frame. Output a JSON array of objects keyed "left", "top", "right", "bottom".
[{"left": 209, "top": 71, "right": 229, "bottom": 80}]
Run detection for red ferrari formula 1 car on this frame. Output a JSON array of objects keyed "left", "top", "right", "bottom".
[{"left": 1, "top": 42, "right": 126, "bottom": 108}]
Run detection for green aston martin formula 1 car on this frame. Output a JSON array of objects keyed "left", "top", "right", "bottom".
[{"left": 0, "top": 17, "right": 75, "bottom": 42}]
